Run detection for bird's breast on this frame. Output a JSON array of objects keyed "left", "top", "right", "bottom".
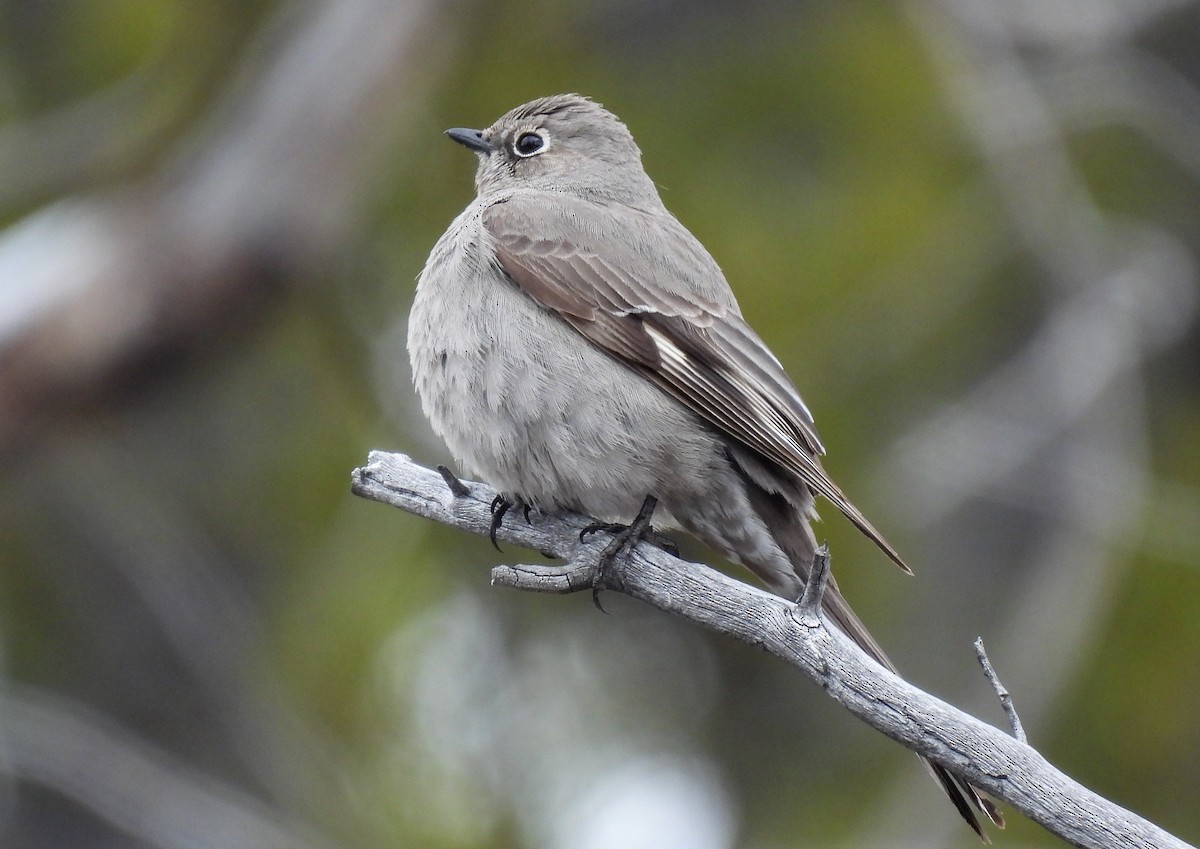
[{"left": 408, "top": 210, "right": 723, "bottom": 522}]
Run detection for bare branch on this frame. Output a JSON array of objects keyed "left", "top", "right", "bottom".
[{"left": 352, "top": 450, "right": 1197, "bottom": 849}]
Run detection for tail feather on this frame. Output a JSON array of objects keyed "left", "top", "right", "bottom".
[
  {"left": 861, "top": 635, "right": 1006, "bottom": 839},
  {"left": 727, "top": 452, "right": 1003, "bottom": 839},
  {"left": 795, "top": 451, "right": 913, "bottom": 575},
  {"left": 812, "top": 566, "right": 1005, "bottom": 840}
]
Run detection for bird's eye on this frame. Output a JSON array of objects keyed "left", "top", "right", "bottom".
[{"left": 513, "top": 131, "right": 547, "bottom": 157}]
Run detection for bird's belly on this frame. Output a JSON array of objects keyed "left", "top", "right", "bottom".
[{"left": 410, "top": 263, "right": 720, "bottom": 524}]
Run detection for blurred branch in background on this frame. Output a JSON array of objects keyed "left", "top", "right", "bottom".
[
  {"left": 27, "top": 445, "right": 345, "bottom": 816},
  {"left": 0, "top": 684, "right": 335, "bottom": 849},
  {"left": 0, "top": 5, "right": 235, "bottom": 209},
  {"left": 0, "top": 0, "right": 443, "bottom": 456}
]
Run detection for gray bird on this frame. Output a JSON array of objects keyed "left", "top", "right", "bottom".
[{"left": 408, "top": 93, "right": 1002, "bottom": 838}]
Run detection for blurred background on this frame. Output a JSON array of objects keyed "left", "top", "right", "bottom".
[{"left": 1, "top": 0, "right": 1198, "bottom": 847}]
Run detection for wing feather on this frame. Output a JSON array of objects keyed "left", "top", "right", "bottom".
[{"left": 484, "top": 193, "right": 909, "bottom": 572}]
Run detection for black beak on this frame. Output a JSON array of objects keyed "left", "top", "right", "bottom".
[{"left": 445, "top": 127, "right": 493, "bottom": 154}]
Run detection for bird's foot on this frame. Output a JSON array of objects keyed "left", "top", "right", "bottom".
[
  {"left": 580, "top": 512, "right": 678, "bottom": 558},
  {"left": 583, "top": 495, "right": 670, "bottom": 611}
]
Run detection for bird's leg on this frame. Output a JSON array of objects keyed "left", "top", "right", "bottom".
[{"left": 587, "top": 494, "right": 674, "bottom": 610}]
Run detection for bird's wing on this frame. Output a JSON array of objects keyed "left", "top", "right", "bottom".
[{"left": 483, "top": 193, "right": 909, "bottom": 573}]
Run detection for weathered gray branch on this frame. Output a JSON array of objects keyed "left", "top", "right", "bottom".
[{"left": 352, "top": 450, "right": 1195, "bottom": 849}]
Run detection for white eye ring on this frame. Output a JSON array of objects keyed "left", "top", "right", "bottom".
[{"left": 513, "top": 131, "right": 549, "bottom": 158}]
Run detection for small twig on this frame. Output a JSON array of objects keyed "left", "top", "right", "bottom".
[
  {"left": 975, "top": 637, "right": 1027, "bottom": 744},
  {"left": 436, "top": 464, "right": 471, "bottom": 498},
  {"left": 794, "top": 544, "right": 832, "bottom": 626}
]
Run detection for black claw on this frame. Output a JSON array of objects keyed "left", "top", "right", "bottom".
[
  {"left": 437, "top": 465, "right": 471, "bottom": 498},
  {"left": 489, "top": 495, "right": 512, "bottom": 551},
  {"left": 580, "top": 520, "right": 623, "bottom": 542},
  {"left": 523, "top": 503, "right": 533, "bottom": 524}
]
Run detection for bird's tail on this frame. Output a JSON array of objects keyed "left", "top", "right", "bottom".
[
  {"left": 735, "top": 469, "right": 1004, "bottom": 840},
  {"left": 803, "top": 558, "right": 1005, "bottom": 842}
]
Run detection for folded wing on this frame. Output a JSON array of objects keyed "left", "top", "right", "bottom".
[{"left": 484, "top": 193, "right": 909, "bottom": 573}]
